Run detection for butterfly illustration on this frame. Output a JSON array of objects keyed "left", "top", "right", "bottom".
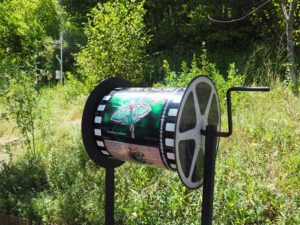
[{"left": 111, "top": 103, "right": 151, "bottom": 139}]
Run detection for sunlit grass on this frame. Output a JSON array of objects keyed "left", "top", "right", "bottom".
[{"left": 0, "top": 81, "right": 299, "bottom": 224}]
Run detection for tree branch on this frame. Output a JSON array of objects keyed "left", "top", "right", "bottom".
[
  {"left": 289, "top": 0, "right": 297, "bottom": 20},
  {"left": 280, "top": 0, "right": 289, "bottom": 20},
  {"left": 208, "top": 0, "right": 271, "bottom": 23}
]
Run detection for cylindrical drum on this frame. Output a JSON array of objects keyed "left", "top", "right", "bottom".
[
  {"left": 82, "top": 76, "right": 220, "bottom": 189},
  {"left": 94, "top": 87, "right": 184, "bottom": 170}
]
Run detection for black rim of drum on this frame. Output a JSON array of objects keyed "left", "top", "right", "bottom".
[{"left": 81, "top": 77, "right": 132, "bottom": 168}]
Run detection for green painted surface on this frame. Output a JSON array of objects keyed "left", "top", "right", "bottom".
[{"left": 102, "top": 89, "right": 173, "bottom": 143}]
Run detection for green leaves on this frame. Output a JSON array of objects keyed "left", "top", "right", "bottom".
[
  {"left": 4, "top": 72, "right": 39, "bottom": 157},
  {"left": 0, "top": 0, "right": 60, "bottom": 54},
  {"left": 155, "top": 45, "right": 244, "bottom": 110},
  {"left": 76, "top": 0, "right": 150, "bottom": 87},
  {"left": 0, "top": 0, "right": 61, "bottom": 87}
]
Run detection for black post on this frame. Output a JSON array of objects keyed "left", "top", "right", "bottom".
[
  {"left": 105, "top": 167, "right": 115, "bottom": 225},
  {"left": 201, "top": 125, "right": 218, "bottom": 225}
]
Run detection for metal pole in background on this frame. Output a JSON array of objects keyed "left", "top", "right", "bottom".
[
  {"left": 60, "top": 31, "right": 63, "bottom": 85},
  {"left": 105, "top": 167, "right": 115, "bottom": 225},
  {"left": 201, "top": 125, "right": 218, "bottom": 225},
  {"left": 55, "top": 31, "right": 64, "bottom": 85}
]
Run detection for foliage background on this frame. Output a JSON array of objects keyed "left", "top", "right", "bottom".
[{"left": 0, "top": 0, "right": 299, "bottom": 224}]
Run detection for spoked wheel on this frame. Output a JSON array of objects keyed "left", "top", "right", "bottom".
[{"left": 175, "top": 76, "right": 221, "bottom": 189}]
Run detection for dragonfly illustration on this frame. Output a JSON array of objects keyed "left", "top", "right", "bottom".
[{"left": 111, "top": 103, "right": 151, "bottom": 139}]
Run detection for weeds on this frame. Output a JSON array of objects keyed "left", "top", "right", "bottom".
[
  {"left": 0, "top": 67, "right": 299, "bottom": 224},
  {"left": 242, "top": 42, "right": 287, "bottom": 86},
  {"left": 2, "top": 72, "right": 39, "bottom": 158}
]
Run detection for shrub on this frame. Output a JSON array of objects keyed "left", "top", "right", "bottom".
[
  {"left": 0, "top": 80, "right": 299, "bottom": 224},
  {"left": 76, "top": 0, "right": 150, "bottom": 88},
  {"left": 3, "top": 72, "right": 39, "bottom": 157},
  {"left": 0, "top": 155, "right": 47, "bottom": 220},
  {"left": 155, "top": 44, "right": 244, "bottom": 109}
]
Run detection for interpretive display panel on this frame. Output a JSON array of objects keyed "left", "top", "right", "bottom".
[{"left": 82, "top": 76, "right": 221, "bottom": 188}]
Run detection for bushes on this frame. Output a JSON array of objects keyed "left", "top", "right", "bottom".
[
  {"left": 0, "top": 75, "right": 299, "bottom": 224},
  {"left": 0, "top": 155, "right": 47, "bottom": 220},
  {"left": 0, "top": 49, "right": 299, "bottom": 224},
  {"left": 76, "top": 0, "right": 150, "bottom": 89},
  {"left": 3, "top": 72, "right": 39, "bottom": 157},
  {"left": 0, "top": 0, "right": 61, "bottom": 88},
  {"left": 155, "top": 46, "right": 244, "bottom": 109}
]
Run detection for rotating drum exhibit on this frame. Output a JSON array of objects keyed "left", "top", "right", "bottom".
[{"left": 82, "top": 76, "right": 220, "bottom": 189}]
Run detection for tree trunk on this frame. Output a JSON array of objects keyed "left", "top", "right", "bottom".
[
  {"left": 286, "top": 18, "right": 299, "bottom": 94},
  {"left": 281, "top": 0, "right": 299, "bottom": 95}
]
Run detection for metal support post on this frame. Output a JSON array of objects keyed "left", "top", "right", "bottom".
[
  {"left": 105, "top": 167, "right": 115, "bottom": 225},
  {"left": 60, "top": 31, "right": 63, "bottom": 85},
  {"left": 55, "top": 31, "right": 64, "bottom": 85},
  {"left": 201, "top": 125, "right": 218, "bottom": 225}
]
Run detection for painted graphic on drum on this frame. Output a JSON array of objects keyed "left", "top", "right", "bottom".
[
  {"left": 101, "top": 89, "right": 168, "bottom": 143},
  {"left": 98, "top": 89, "right": 181, "bottom": 169},
  {"left": 111, "top": 103, "right": 151, "bottom": 139},
  {"left": 104, "top": 140, "right": 166, "bottom": 168}
]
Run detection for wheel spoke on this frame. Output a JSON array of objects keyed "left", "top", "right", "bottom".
[
  {"left": 188, "top": 143, "right": 200, "bottom": 179},
  {"left": 193, "top": 89, "right": 201, "bottom": 120},
  {"left": 177, "top": 129, "right": 195, "bottom": 142},
  {"left": 204, "top": 90, "right": 215, "bottom": 117}
]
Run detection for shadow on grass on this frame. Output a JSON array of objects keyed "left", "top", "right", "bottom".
[{"left": 0, "top": 155, "right": 48, "bottom": 222}]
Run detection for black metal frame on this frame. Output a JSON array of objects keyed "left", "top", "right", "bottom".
[
  {"left": 217, "top": 87, "right": 269, "bottom": 137},
  {"left": 201, "top": 125, "right": 218, "bottom": 225},
  {"left": 100, "top": 86, "right": 270, "bottom": 225},
  {"left": 200, "top": 86, "right": 269, "bottom": 225},
  {"left": 81, "top": 77, "right": 132, "bottom": 225},
  {"left": 105, "top": 167, "right": 115, "bottom": 225}
]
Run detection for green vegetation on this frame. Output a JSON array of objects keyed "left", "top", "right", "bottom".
[
  {"left": 0, "top": 0, "right": 299, "bottom": 224},
  {"left": 76, "top": 0, "right": 150, "bottom": 88},
  {"left": 0, "top": 78, "right": 299, "bottom": 224}
]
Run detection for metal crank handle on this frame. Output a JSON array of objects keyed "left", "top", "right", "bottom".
[{"left": 201, "top": 86, "right": 270, "bottom": 137}]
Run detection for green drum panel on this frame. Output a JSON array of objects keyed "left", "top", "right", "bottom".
[
  {"left": 103, "top": 89, "right": 167, "bottom": 142},
  {"left": 96, "top": 88, "right": 184, "bottom": 169}
]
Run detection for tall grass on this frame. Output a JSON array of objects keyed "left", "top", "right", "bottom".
[
  {"left": 0, "top": 69, "right": 299, "bottom": 224},
  {"left": 242, "top": 42, "right": 287, "bottom": 86}
]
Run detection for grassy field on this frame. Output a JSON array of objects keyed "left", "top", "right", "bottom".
[{"left": 0, "top": 81, "right": 299, "bottom": 224}]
